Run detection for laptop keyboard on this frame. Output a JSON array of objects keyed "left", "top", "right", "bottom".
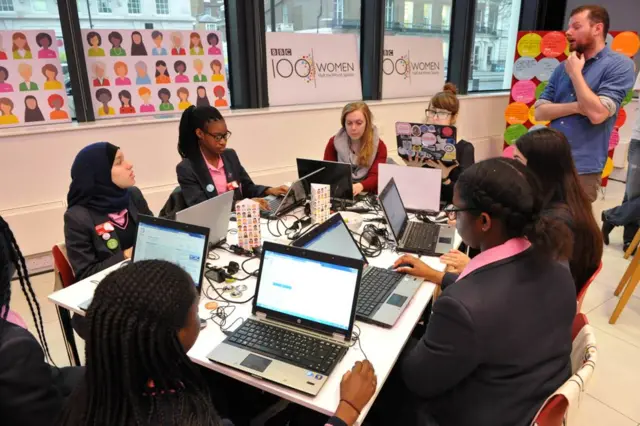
[
  {"left": 357, "top": 267, "right": 403, "bottom": 317},
  {"left": 267, "top": 196, "right": 283, "bottom": 211},
  {"left": 404, "top": 222, "right": 438, "bottom": 252},
  {"left": 227, "top": 319, "right": 343, "bottom": 375}
]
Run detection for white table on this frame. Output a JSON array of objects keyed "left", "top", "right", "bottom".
[{"left": 48, "top": 208, "right": 460, "bottom": 424}]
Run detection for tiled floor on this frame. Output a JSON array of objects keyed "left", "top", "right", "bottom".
[{"left": 9, "top": 181, "right": 640, "bottom": 425}]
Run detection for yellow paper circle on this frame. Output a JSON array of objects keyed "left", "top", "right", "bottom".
[
  {"left": 601, "top": 157, "right": 614, "bottom": 179},
  {"left": 529, "top": 105, "right": 549, "bottom": 125},
  {"left": 517, "top": 33, "right": 542, "bottom": 58}
]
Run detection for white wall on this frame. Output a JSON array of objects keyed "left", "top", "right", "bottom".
[{"left": 3, "top": 93, "right": 637, "bottom": 257}]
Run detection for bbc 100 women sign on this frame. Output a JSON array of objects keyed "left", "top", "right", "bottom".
[
  {"left": 265, "top": 32, "right": 362, "bottom": 107},
  {"left": 81, "top": 29, "right": 230, "bottom": 119}
]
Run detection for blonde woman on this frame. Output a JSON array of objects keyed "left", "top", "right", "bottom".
[{"left": 323, "top": 102, "right": 387, "bottom": 195}]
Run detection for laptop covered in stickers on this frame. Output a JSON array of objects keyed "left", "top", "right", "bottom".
[{"left": 396, "top": 122, "right": 457, "bottom": 163}]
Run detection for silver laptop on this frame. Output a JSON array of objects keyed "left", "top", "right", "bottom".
[
  {"left": 79, "top": 215, "right": 210, "bottom": 310},
  {"left": 378, "top": 163, "right": 442, "bottom": 212},
  {"left": 379, "top": 178, "right": 455, "bottom": 256},
  {"left": 208, "top": 241, "right": 363, "bottom": 395},
  {"left": 292, "top": 213, "right": 423, "bottom": 328},
  {"left": 176, "top": 190, "right": 234, "bottom": 246}
]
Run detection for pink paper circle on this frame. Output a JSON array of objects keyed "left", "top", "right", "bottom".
[
  {"left": 503, "top": 145, "right": 515, "bottom": 159},
  {"left": 511, "top": 80, "right": 537, "bottom": 104}
]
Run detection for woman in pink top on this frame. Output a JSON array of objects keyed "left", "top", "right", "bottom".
[
  {"left": 138, "top": 87, "right": 156, "bottom": 113},
  {"left": 174, "top": 60, "right": 190, "bottom": 83},
  {"left": 207, "top": 33, "right": 222, "bottom": 55},
  {"left": 114, "top": 61, "right": 131, "bottom": 86},
  {"left": 36, "top": 32, "right": 57, "bottom": 59}
]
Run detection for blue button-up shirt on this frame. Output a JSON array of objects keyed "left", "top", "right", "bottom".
[{"left": 538, "top": 46, "right": 635, "bottom": 174}]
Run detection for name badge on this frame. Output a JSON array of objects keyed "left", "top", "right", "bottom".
[
  {"left": 95, "top": 222, "right": 112, "bottom": 237},
  {"left": 227, "top": 181, "right": 239, "bottom": 191}
]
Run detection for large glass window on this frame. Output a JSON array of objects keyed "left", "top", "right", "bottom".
[
  {"left": 155, "top": 0, "right": 169, "bottom": 15},
  {"left": 98, "top": 0, "right": 112, "bottom": 14},
  {"left": 468, "top": 0, "right": 522, "bottom": 91},
  {"left": 264, "top": 0, "right": 361, "bottom": 34},
  {"left": 385, "top": 0, "right": 453, "bottom": 78},
  {"left": 127, "top": 0, "right": 141, "bottom": 15},
  {"left": 0, "top": 0, "right": 13, "bottom": 12}
]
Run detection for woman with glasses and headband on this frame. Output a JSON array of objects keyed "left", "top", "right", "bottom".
[
  {"left": 405, "top": 83, "right": 474, "bottom": 205},
  {"left": 177, "top": 106, "right": 287, "bottom": 210},
  {"left": 324, "top": 101, "right": 387, "bottom": 195},
  {"left": 376, "top": 158, "right": 575, "bottom": 426}
]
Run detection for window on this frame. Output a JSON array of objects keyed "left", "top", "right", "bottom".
[
  {"left": 468, "top": 0, "right": 522, "bottom": 91},
  {"left": 31, "top": 0, "right": 48, "bottom": 12},
  {"left": 385, "top": 0, "right": 453, "bottom": 79},
  {"left": 128, "top": 0, "right": 142, "bottom": 14},
  {"left": 0, "top": 0, "right": 14, "bottom": 11},
  {"left": 265, "top": 0, "right": 361, "bottom": 34},
  {"left": 441, "top": 5, "right": 451, "bottom": 29},
  {"left": 403, "top": 2, "right": 414, "bottom": 28},
  {"left": 423, "top": 4, "right": 432, "bottom": 28},
  {"left": 155, "top": 0, "right": 169, "bottom": 15},
  {"left": 98, "top": 0, "right": 112, "bottom": 13},
  {"left": 205, "top": 23, "right": 217, "bottom": 31}
]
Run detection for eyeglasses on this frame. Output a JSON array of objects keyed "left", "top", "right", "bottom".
[
  {"left": 425, "top": 109, "right": 452, "bottom": 120},
  {"left": 443, "top": 204, "right": 478, "bottom": 220},
  {"left": 204, "top": 130, "right": 232, "bottom": 142}
]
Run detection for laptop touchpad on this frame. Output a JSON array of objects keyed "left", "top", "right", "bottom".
[
  {"left": 387, "top": 294, "right": 407, "bottom": 307},
  {"left": 241, "top": 354, "right": 272, "bottom": 372}
]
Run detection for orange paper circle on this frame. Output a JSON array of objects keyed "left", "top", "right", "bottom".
[
  {"left": 601, "top": 157, "right": 614, "bottom": 179},
  {"left": 611, "top": 32, "right": 640, "bottom": 57},
  {"left": 541, "top": 32, "right": 567, "bottom": 58},
  {"left": 529, "top": 105, "right": 549, "bottom": 126},
  {"left": 505, "top": 102, "right": 530, "bottom": 125},
  {"left": 517, "top": 33, "right": 542, "bottom": 58},
  {"left": 616, "top": 108, "right": 627, "bottom": 128}
]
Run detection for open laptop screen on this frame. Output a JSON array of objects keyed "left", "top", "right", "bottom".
[
  {"left": 296, "top": 216, "right": 365, "bottom": 261},
  {"left": 256, "top": 249, "right": 359, "bottom": 331},
  {"left": 134, "top": 219, "right": 208, "bottom": 290},
  {"left": 379, "top": 179, "right": 408, "bottom": 240}
]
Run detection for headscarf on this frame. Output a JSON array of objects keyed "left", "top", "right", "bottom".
[{"left": 67, "top": 142, "right": 130, "bottom": 213}]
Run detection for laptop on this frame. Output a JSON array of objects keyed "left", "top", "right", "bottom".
[
  {"left": 396, "top": 122, "right": 457, "bottom": 162},
  {"left": 379, "top": 178, "right": 455, "bottom": 256},
  {"left": 262, "top": 168, "right": 324, "bottom": 219},
  {"left": 297, "top": 158, "right": 353, "bottom": 203},
  {"left": 176, "top": 190, "right": 234, "bottom": 246},
  {"left": 292, "top": 213, "right": 423, "bottom": 328},
  {"left": 379, "top": 163, "right": 442, "bottom": 213},
  {"left": 208, "top": 241, "right": 362, "bottom": 395},
  {"left": 79, "top": 215, "right": 210, "bottom": 310}
]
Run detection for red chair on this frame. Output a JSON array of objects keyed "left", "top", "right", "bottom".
[
  {"left": 531, "top": 314, "right": 597, "bottom": 425},
  {"left": 577, "top": 262, "right": 603, "bottom": 312},
  {"left": 52, "top": 244, "right": 81, "bottom": 366}
]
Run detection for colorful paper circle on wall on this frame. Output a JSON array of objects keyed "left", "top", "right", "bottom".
[
  {"left": 529, "top": 105, "right": 550, "bottom": 126},
  {"left": 504, "top": 124, "right": 528, "bottom": 145},
  {"left": 529, "top": 124, "right": 548, "bottom": 132},
  {"left": 535, "top": 81, "right": 548, "bottom": 100},
  {"left": 517, "top": 33, "right": 542, "bottom": 58},
  {"left": 511, "top": 80, "right": 537, "bottom": 104},
  {"left": 601, "top": 157, "right": 614, "bottom": 179},
  {"left": 503, "top": 145, "right": 515, "bottom": 159},
  {"left": 564, "top": 40, "right": 570, "bottom": 56},
  {"left": 536, "top": 58, "right": 560, "bottom": 82},
  {"left": 505, "top": 102, "right": 530, "bottom": 125},
  {"left": 616, "top": 108, "right": 627, "bottom": 128},
  {"left": 608, "top": 128, "right": 621, "bottom": 151},
  {"left": 622, "top": 90, "right": 634, "bottom": 107},
  {"left": 540, "top": 32, "right": 567, "bottom": 58},
  {"left": 611, "top": 31, "right": 640, "bottom": 57},
  {"left": 513, "top": 57, "right": 539, "bottom": 80}
]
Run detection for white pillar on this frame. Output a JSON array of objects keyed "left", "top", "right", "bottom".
[{"left": 502, "top": 0, "right": 523, "bottom": 89}]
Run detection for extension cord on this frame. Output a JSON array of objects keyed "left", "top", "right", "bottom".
[{"left": 361, "top": 232, "right": 380, "bottom": 246}]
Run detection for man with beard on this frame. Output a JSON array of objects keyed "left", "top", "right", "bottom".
[{"left": 535, "top": 5, "right": 635, "bottom": 202}]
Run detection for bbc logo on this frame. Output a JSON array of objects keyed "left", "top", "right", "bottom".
[{"left": 271, "top": 48, "right": 292, "bottom": 56}]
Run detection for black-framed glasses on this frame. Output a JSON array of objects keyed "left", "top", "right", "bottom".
[
  {"left": 425, "top": 109, "right": 452, "bottom": 120},
  {"left": 443, "top": 204, "right": 478, "bottom": 220},
  {"left": 204, "top": 130, "right": 232, "bottom": 142}
]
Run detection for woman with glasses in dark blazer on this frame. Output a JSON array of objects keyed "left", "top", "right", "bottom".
[{"left": 176, "top": 106, "right": 287, "bottom": 211}]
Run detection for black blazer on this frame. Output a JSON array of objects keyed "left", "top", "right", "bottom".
[
  {"left": 176, "top": 149, "right": 269, "bottom": 208},
  {"left": 440, "top": 139, "right": 475, "bottom": 205},
  {"left": 64, "top": 187, "right": 152, "bottom": 281},
  {"left": 0, "top": 322, "right": 64, "bottom": 426},
  {"left": 402, "top": 248, "right": 576, "bottom": 426}
]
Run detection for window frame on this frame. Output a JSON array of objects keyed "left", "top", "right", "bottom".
[
  {"left": 128, "top": 0, "right": 142, "bottom": 15},
  {"left": 155, "top": 0, "right": 170, "bottom": 15},
  {"left": 97, "top": 0, "right": 112, "bottom": 14},
  {"left": 0, "top": 0, "right": 14, "bottom": 12}
]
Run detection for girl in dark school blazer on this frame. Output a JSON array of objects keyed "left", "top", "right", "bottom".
[
  {"left": 176, "top": 106, "right": 287, "bottom": 210},
  {"left": 64, "top": 142, "right": 152, "bottom": 282},
  {"left": 382, "top": 158, "right": 576, "bottom": 426}
]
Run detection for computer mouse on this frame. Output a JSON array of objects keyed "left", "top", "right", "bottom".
[{"left": 389, "top": 263, "right": 414, "bottom": 271}]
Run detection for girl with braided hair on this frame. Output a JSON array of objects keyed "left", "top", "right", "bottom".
[
  {"left": 0, "top": 216, "right": 84, "bottom": 426},
  {"left": 57, "top": 260, "right": 377, "bottom": 426},
  {"left": 381, "top": 158, "right": 576, "bottom": 426}
]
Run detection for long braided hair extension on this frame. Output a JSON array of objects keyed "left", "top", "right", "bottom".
[
  {"left": 0, "top": 216, "right": 54, "bottom": 362},
  {"left": 456, "top": 158, "right": 573, "bottom": 260},
  {"left": 58, "top": 260, "right": 222, "bottom": 426}
]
